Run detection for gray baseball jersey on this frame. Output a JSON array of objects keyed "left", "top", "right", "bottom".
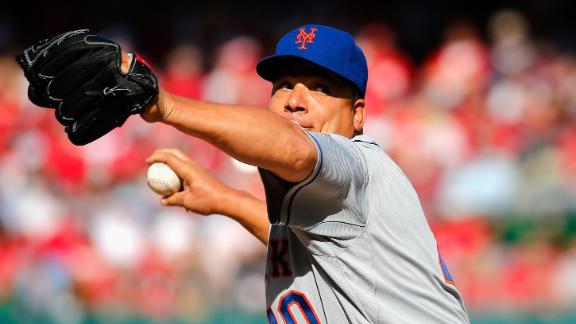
[{"left": 259, "top": 132, "right": 469, "bottom": 323}]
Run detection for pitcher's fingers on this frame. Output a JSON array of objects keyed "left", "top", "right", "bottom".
[
  {"left": 120, "top": 51, "right": 133, "bottom": 74},
  {"left": 154, "top": 148, "right": 192, "bottom": 162},
  {"left": 146, "top": 150, "right": 181, "bottom": 165},
  {"left": 146, "top": 148, "right": 192, "bottom": 164},
  {"left": 160, "top": 190, "right": 186, "bottom": 207},
  {"left": 146, "top": 151, "right": 190, "bottom": 180}
]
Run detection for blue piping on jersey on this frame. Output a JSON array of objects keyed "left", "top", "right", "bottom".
[
  {"left": 352, "top": 139, "right": 379, "bottom": 147},
  {"left": 285, "top": 134, "right": 323, "bottom": 225}
]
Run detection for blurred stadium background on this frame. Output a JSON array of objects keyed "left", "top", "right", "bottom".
[{"left": 1, "top": 0, "right": 576, "bottom": 323}]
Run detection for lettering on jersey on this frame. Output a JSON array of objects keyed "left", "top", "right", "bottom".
[
  {"left": 296, "top": 28, "right": 317, "bottom": 50},
  {"left": 268, "top": 238, "right": 293, "bottom": 278},
  {"left": 278, "top": 290, "right": 320, "bottom": 324}
]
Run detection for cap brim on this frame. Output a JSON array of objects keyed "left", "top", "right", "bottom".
[
  {"left": 256, "top": 54, "right": 363, "bottom": 98},
  {"left": 257, "top": 55, "right": 337, "bottom": 83}
]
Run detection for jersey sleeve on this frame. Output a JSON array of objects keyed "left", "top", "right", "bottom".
[{"left": 286, "top": 131, "right": 369, "bottom": 242}]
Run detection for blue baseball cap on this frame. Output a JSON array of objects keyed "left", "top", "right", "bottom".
[{"left": 256, "top": 24, "right": 368, "bottom": 98}]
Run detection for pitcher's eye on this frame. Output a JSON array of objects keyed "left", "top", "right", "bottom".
[
  {"left": 312, "top": 84, "right": 330, "bottom": 95},
  {"left": 273, "top": 81, "right": 293, "bottom": 93}
]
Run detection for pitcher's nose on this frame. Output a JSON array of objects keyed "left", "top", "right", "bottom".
[{"left": 285, "top": 83, "right": 309, "bottom": 113}]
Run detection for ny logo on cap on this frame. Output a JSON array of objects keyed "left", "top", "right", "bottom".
[{"left": 295, "top": 27, "right": 317, "bottom": 50}]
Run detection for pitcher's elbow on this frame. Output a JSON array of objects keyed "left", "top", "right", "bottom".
[{"left": 285, "top": 138, "right": 317, "bottom": 182}]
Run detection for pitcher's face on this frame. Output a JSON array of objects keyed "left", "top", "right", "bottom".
[{"left": 268, "top": 71, "right": 365, "bottom": 138}]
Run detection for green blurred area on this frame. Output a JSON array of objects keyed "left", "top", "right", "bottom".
[
  {"left": 0, "top": 299, "right": 266, "bottom": 324},
  {"left": 496, "top": 211, "right": 576, "bottom": 249},
  {"left": 2, "top": 212, "right": 576, "bottom": 324},
  {"left": 471, "top": 312, "right": 576, "bottom": 324},
  {"left": 2, "top": 299, "right": 576, "bottom": 324}
]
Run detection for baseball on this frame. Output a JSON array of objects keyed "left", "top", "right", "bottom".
[{"left": 146, "top": 162, "right": 183, "bottom": 196}]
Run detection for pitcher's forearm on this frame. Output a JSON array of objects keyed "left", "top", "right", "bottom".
[
  {"left": 220, "top": 189, "right": 270, "bottom": 245},
  {"left": 159, "top": 91, "right": 316, "bottom": 182}
]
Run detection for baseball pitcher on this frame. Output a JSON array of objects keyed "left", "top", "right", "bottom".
[{"left": 17, "top": 24, "right": 469, "bottom": 323}]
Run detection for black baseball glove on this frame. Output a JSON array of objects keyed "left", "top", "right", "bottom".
[{"left": 16, "top": 29, "right": 158, "bottom": 145}]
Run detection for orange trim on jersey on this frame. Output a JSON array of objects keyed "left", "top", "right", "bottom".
[
  {"left": 267, "top": 306, "right": 279, "bottom": 324},
  {"left": 437, "top": 243, "right": 455, "bottom": 286},
  {"left": 438, "top": 257, "right": 455, "bottom": 285},
  {"left": 277, "top": 289, "right": 321, "bottom": 324}
]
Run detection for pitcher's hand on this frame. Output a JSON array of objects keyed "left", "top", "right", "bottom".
[{"left": 146, "top": 148, "right": 232, "bottom": 215}]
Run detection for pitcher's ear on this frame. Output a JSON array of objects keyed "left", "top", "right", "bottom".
[{"left": 353, "top": 98, "right": 366, "bottom": 134}]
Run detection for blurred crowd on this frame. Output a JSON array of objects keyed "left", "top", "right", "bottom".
[{"left": 1, "top": 9, "right": 576, "bottom": 323}]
